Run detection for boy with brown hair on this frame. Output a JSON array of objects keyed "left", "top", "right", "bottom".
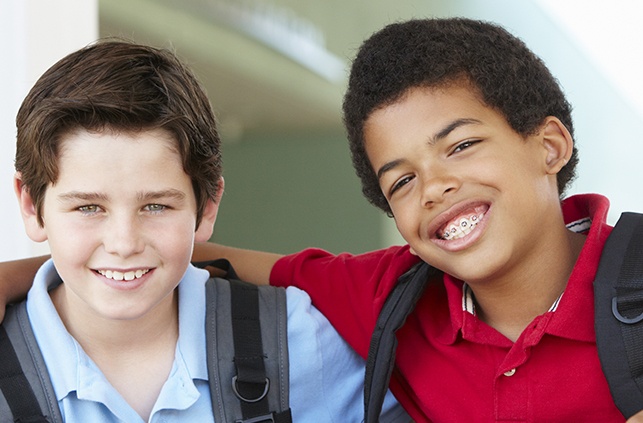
[{"left": 0, "top": 40, "right": 406, "bottom": 422}]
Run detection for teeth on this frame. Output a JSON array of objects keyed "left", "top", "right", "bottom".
[
  {"left": 98, "top": 269, "right": 149, "bottom": 281},
  {"left": 441, "top": 214, "right": 484, "bottom": 240}
]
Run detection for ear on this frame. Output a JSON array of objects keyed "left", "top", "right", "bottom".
[
  {"left": 13, "top": 173, "right": 48, "bottom": 242},
  {"left": 541, "top": 116, "right": 574, "bottom": 175},
  {"left": 194, "top": 177, "right": 224, "bottom": 242}
]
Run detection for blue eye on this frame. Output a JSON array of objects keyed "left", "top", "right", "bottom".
[
  {"left": 144, "top": 204, "right": 167, "bottom": 213},
  {"left": 77, "top": 205, "right": 100, "bottom": 214}
]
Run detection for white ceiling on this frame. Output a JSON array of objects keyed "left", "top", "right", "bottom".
[
  {"left": 98, "top": 0, "right": 445, "bottom": 140},
  {"left": 99, "top": 0, "right": 643, "bottom": 142}
]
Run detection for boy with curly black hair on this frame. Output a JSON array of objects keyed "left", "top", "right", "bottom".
[
  {"left": 201, "top": 18, "right": 633, "bottom": 421},
  {"left": 344, "top": 18, "right": 578, "bottom": 215}
]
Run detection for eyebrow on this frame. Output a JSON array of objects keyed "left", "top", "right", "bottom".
[
  {"left": 57, "top": 191, "right": 109, "bottom": 203},
  {"left": 376, "top": 117, "right": 482, "bottom": 180},
  {"left": 137, "top": 189, "right": 186, "bottom": 202},
  {"left": 57, "top": 189, "right": 187, "bottom": 203},
  {"left": 430, "top": 118, "right": 482, "bottom": 144}
]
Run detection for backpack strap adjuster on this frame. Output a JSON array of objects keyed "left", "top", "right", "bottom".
[{"left": 234, "top": 413, "right": 276, "bottom": 423}]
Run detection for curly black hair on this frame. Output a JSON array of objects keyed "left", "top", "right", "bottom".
[{"left": 343, "top": 18, "right": 577, "bottom": 215}]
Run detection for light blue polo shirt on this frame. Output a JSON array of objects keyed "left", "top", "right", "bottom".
[{"left": 26, "top": 260, "right": 407, "bottom": 422}]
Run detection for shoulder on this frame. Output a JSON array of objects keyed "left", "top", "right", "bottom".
[
  {"left": 283, "top": 286, "right": 328, "bottom": 338},
  {"left": 284, "top": 287, "right": 363, "bottom": 421},
  {"left": 283, "top": 286, "right": 409, "bottom": 422}
]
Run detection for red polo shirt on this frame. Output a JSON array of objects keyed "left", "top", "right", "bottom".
[{"left": 271, "top": 194, "right": 624, "bottom": 422}]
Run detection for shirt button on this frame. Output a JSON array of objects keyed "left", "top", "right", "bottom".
[{"left": 503, "top": 368, "right": 516, "bottom": 377}]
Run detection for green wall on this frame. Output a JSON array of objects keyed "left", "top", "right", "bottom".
[{"left": 211, "top": 131, "right": 384, "bottom": 255}]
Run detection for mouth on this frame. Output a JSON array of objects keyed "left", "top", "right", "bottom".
[
  {"left": 435, "top": 204, "right": 489, "bottom": 241},
  {"left": 96, "top": 268, "right": 151, "bottom": 281}
]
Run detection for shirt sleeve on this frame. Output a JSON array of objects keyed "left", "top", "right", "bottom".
[
  {"left": 285, "top": 286, "right": 411, "bottom": 423},
  {"left": 270, "top": 246, "right": 420, "bottom": 358}
]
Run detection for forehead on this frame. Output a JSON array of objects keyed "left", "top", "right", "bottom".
[
  {"left": 365, "top": 85, "right": 494, "bottom": 143},
  {"left": 58, "top": 128, "right": 180, "bottom": 162},
  {"left": 58, "top": 127, "right": 178, "bottom": 154},
  {"left": 365, "top": 83, "right": 490, "bottom": 132},
  {"left": 54, "top": 128, "right": 186, "bottom": 187}
]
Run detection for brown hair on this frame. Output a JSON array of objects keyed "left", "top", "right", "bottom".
[{"left": 15, "top": 40, "right": 222, "bottom": 226}]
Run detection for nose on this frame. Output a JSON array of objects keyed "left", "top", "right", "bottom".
[
  {"left": 103, "top": 213, "right": 145, "bottom": 257},
  {"left": 419, "top": 166, "right": 460, "bottom": 207}
]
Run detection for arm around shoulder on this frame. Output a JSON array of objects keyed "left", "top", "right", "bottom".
[
  {"left": 192, "top": 242, "right": 283, "bottom": 285},
  {"left": 0, "top": 255, "right": 49, "bottom": 320},
  {"left": 627, "top": 410, "right": 643, "bottom": 423}
]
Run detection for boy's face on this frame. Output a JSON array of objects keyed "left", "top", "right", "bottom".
[
  {"left": 364, "top": 84, "right": 570, "bottom": 284},
  {"left": 17, "top": 128, "right": 219, "bottom": 321}
]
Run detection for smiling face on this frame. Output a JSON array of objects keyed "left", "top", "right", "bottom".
[
  {"left": 365, "top": 84, "right": 571, "bottom": 285},
  {"left": 17, "top": 128, "right": 219, "bottom": 322}
]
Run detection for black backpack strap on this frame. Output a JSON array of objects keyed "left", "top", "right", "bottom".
[
  {"left": 595, "top": 211, "right": 643, "bottom": 418},
  {"left": 206, "top": 276, "right": 292, "bottom": 423},
  {"left": 364, "top": 261, "right": 437, "bottom": 422},
  {"left": 0, "top": 302, "right": 63, "bottom": 422},
  {"left": 0, "top": 325, "right": 47, "bottom": 422}
]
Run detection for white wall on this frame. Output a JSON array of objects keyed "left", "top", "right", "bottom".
[
  {"left": 535, "top": 0, "right": 643, "bottom": 223},
  {"left": 489, "top": 0, "right": 643, "bottom": 224},
  {"left": 0, "top": 0, "right": 98, "bottom": 260}
]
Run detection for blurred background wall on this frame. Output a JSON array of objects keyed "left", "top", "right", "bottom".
[{"left": 2, "top": 0, "right": 642, "bottom": 260}]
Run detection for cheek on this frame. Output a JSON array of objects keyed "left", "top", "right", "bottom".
[
  {"left": 44, "top": 215, "right": 95, "bottom": 254},
  {"left": 150, "top": 219, "right": 196, "bottom": 256},
  {"left": 48, "top": 234, "right": 95, "bottom": 278},
  {"left": 393, "top": 213, "right": 418, "bottom": 244}
]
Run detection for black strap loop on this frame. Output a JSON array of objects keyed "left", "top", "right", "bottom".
[
  {"left": 612, "top": 295, "right": 643, "bottom": 324},
  {"left": 232, "top": 376, "right": 270, "bottom": 403}
]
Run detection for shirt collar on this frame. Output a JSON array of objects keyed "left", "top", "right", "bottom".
[
  {"left": 547, "top": 193, "right": 612, "bottom": 341},
  {"left": 441, "top": 193, "right": 612, "bottom": 344},
  {"left": 26, "top": 260, "right": 79, "bottom": 401},
  {"left": 26, "top": 261, "right": 210, "bottom": 403},
  {"left": 175, "top": 264, "right": 209, "bottom": 381}
]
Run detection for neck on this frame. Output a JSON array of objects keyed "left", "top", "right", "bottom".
[
  {"left": 470, "top": 223, "right": 586, "bottom": 342},
  {"left": 50, "top": 285, "right": 179, "bottom": 420},
  {"left": 50, "top": 285, "right": 179, "bottom": 350}
]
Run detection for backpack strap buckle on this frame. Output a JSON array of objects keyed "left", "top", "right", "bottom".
[
  {"left": 234, "top": 413, "right": 275, "bottom": 423},
  {"left": 234, "top": 410, "right": 292, "bottom": 423}
]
